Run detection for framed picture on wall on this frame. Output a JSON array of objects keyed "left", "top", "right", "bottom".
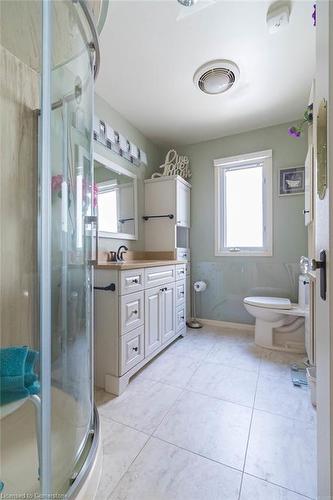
[{"left": 279, "top": 166, "right": 305, "bottom": 196}]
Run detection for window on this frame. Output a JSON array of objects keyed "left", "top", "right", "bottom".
[
  {"left": 214, "top": 150, "right": 272, "bottom": 256},
  {"left": 97, "top": 181, "right": 119, "bottom": 233}
]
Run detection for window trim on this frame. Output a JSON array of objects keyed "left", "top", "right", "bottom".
[{"left": 214, "top": 149, "right": 273, "bottom": 257}]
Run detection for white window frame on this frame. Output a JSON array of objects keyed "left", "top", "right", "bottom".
[{"left": 214, "top": 149, "right": 273, "bottom": 257}]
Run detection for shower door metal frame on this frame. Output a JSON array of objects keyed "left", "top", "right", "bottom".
[{"left": 40, "top": 0, "right": 52, "bottom": 494}]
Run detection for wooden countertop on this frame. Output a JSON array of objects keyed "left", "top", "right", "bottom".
[{"left": 95, "top": 260, "right": 186, "bottom": 270}]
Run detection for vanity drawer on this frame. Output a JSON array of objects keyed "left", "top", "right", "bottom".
[
  {"left": 175, "top": 264, "right": 186, "bottom": 281},
  {"left": 119, "top": 326, "right": 144, "bottom": 375},
  {"left": 144, "top": 265, "right": 176, "bottom": 289},
  {"left": 119, "top": 291, "right": 144, "bottom": 335},
  {"left": 176, "top": 304, "right": 186, "bottom": 332},
  {"left": 120, "top": 269, "right": 144, "bottom": 295},
  {"left": 175, "top": 280, "right": 185, "bottom": 307},
  {"left": 176, "top": 248, "right": 190, "bottom": 261}
]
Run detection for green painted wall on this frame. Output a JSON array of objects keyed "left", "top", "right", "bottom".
[
  {"left": 176, "top": 121, "right": 308, "bottom": 323},
  {"left": 94, "top": 93, "right": 164, "bottom": 254}
]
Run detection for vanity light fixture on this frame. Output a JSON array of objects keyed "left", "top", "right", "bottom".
[{"left": 93, "top": 116, "right": 148, "bottom": 167}]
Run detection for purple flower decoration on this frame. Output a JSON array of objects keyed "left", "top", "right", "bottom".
[
  {"left": 312, "top": 4, "right": 316, "bottom": 27},
  {"left": 288, "top": 126, "right": 301, "bottom": 138}
]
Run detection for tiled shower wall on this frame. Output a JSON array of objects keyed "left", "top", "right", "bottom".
[
  {"left": 0, "top": 45, "right": 39, "bottom": 347},
  {"left": 177, "top": 122, "right": 308, "bottom": 324}
]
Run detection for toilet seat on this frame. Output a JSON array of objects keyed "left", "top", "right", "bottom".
[{"left": 244, "top": 297, "right": 292, "bottom": 310}]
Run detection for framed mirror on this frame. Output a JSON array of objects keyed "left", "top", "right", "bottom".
[{"left": 94, "top": 152, "right": 138, "bottom": 240}]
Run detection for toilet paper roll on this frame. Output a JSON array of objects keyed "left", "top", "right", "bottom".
[{"left": 193, "top": 281, "right": 207, "bottom": 292}]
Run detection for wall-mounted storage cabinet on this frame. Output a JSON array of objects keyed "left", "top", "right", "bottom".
[
  {"left": 144, "top": 175, "right": 192, "bottom": 321},
  {"left": 144, "top": 175, "right": 191, "bottom": 253}
]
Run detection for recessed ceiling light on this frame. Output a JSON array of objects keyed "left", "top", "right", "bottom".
[{"left": 193, "top": 60, "right": 240, "bottom": 95}]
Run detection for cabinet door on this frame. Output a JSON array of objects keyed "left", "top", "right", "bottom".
[
  {"left": 176, "top": 181, "right": 190, "bottom": 228},
  {"left": 145, "top": 286, "right": 162, "bottom": 356},
  {"left": 161, "top": 283, "right": 176, "bottom": 344}
]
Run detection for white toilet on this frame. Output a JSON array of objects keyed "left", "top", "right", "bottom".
[{"left": 243, "top": 275, "right": 309, "bottom": 353}]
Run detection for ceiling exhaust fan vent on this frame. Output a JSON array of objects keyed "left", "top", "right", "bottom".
[{"left": 194, "top": 60, "right": 240, "bottom": 95}]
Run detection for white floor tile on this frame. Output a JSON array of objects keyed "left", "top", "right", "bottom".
[
  {"left": 155, "top": 390, "right": 252, "bottom": 470},
  {"left": 109, "top": 437, "right": 242, "bottom": 500},
  {"left": 245, "top": 410, "right": 317, "bottom": 498},
  {"left": 96, "top": 326, "right": 317, "bottom": 500},
  {"left": 255, "top": 373, "right": 316, "bottom": 423},
  {"left": 187, "top": 361, "right": 258, "bottom": 407},
  {"left": 205, "top": 337, "right": 261, "bottom": 372},
  {"left": 98, "top": 378, "right": 182, "bottom": 434},
  {"left": 137, "top": 351, "right": 200, "bottom": 388},
  {"left": 240, "top": 474, "right": 312, "bottom": 500},
  {"left": 167, "top": 334, "right": 217, "bottom": 360},
  {"left": 260, "top": 350, "right": 305, "bottom": 379},
  {"left": 96, "top": 419, "right": 149, "bottom": 499}
]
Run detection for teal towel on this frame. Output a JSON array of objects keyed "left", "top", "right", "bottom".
[
  {"left": 24, "top": 349, "right": 39, "bottom": 387},
  {"left": 0, "top": 346, "right": 40, "bottom": 406},
  {"left": 0, "top": 346, "right": 28, "bottom": 377}
]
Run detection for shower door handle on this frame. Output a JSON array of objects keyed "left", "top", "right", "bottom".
[{"left": 85, "top": 215, "right": 98, "bottom": 266}]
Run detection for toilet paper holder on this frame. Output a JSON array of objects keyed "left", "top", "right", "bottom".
[{"left": 187, "top": 280, "right": 207, "bottom": 329}]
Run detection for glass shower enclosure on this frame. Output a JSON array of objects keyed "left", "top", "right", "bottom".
[{"left": 0, "top": 0, "right": 107, "bottom": 496}]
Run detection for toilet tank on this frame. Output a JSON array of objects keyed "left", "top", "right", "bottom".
[{"left": 298, "top": 274, "right": 309, "bottom": 308}]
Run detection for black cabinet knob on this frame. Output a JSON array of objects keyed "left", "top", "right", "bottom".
[{"left": 132, "top": 346, "right": 138, "bottom": 352}]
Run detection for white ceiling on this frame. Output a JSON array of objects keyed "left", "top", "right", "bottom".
[{"left": 96, "top": 0, "right": 315, "bottom": 146}]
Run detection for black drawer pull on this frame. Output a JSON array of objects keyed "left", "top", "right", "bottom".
[
  {"left": 133, "top": 310, "right": 138, "bottom": 315},
  {"left": 132, "top": 346, "right": 138, "bottom": 352},
  {"left": 132, "top": 278, "right": 138, "bottom": 284}
]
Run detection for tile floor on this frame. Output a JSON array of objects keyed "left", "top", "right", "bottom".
[{"left": 95, "top": 326, "right": 317, "bottom": 500}]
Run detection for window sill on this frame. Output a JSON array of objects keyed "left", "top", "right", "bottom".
[{"left": 215, "top": 250, "right": 273, "bottom": 257}]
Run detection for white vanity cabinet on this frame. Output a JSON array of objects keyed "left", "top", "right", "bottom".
[{"left": 94, "top": 263, "right": 186, "bottom": 395}]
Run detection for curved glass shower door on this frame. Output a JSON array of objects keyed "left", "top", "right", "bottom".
[
  {"left": 0, "top": 0, "right": 103, "bottom": 496},
  {"left": 48, "top": 1, "right": 96, "bottom": 493}
]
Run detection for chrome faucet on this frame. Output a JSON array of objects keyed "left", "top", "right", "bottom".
[{"left": 117, "top": 245, "right": 128, "bottom": 262}]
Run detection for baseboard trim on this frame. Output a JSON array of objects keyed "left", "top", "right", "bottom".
[{"left": 196, "top": 318, "right": 255, "bottom": 332}]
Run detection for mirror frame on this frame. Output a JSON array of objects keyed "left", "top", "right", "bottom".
[{"left": 94, "top": 152, "right": 138, "bottom": 240}]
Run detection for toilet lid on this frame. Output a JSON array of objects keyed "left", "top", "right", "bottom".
[{"left": 244, "top": 297, "right": 292, "bottom": 309}]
